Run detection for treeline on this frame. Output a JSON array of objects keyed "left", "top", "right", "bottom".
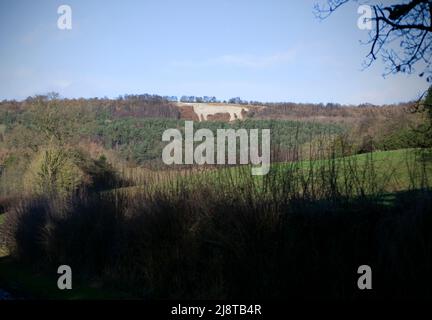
[
  {"left": 177, "top": 96, "right": 249, "bottom": 104},
  {"left": 0, "top": 93, "right": 181, "bottom": 122},
  {"left": 90, "top": 118, "right": 343, "bottom": 165},
  {"left": 250, "top": 101, "right": 416, "bottom": 120},
  {"left": 1, "top": 92, "right": 431, "bottom": 170}
]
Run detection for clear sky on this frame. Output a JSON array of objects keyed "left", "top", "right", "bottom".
[{"left": 0, "top": 0, "right": 428, "bottom": 104}]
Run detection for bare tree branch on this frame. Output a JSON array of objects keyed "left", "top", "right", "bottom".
[{"left": 315, "top": 0, "right": 432, "bottom": 81}]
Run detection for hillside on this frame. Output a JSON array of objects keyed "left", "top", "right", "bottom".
[{"left": 0, "top": 94, "right": 431, "bottom": 300}]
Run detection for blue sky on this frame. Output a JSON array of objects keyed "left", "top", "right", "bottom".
[{"left": 0, "top": 0, "right": 428, "bottom": 104}]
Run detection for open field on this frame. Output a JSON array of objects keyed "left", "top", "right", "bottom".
[{"left": 143, "top": 148, "right": 432, "bottom": 198}]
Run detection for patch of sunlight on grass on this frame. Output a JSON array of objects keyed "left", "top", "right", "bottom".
[{"left": 0, "top": 246, "right": 9, "bottom": 258}]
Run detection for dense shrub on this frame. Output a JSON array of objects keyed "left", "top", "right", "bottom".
[
  {"left": 23, "top": 147, "right": 120, "bottom": 197},
  {"left": 375, "top": 124, "right": 432, "bottom": 150},
  {"left": 2, "top": 154, "right": 431, "bottom": 299},
  {"left": 24, "top": 148, "right": 87, "bottom": 196}
]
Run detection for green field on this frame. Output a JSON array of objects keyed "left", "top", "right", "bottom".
[
  {"left": 288, "top": 148, "right": 432, "bottom": 192},
  {"left": 161, "top": 148, "right": 432, "bottom": 198}
]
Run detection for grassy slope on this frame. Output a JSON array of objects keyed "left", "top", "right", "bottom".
[
  {"left": 114, "top": 148, "right": 432, "bottom": 196},
  {"left": 195, "top": 148, "right": 432, "bottom": 194},
  {"left": 294, "top": 148, "right": 432, "bottom": 192}
]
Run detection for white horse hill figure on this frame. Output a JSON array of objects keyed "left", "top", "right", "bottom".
[{"left": 191, "top": 103, "right": 249, "bottom": 122}]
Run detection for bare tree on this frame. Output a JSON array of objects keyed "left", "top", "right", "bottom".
[{"left": 315, "top": 0, "right": 432, "bottom": 81}]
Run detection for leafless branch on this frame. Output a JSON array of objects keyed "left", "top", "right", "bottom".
[{"left": 315, "top": 0, "right": 432, "bottom": 80}]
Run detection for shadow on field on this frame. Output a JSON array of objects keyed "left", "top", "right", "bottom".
[{"left": 1, "top": 187, "right": 431, "bottom": 300}]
